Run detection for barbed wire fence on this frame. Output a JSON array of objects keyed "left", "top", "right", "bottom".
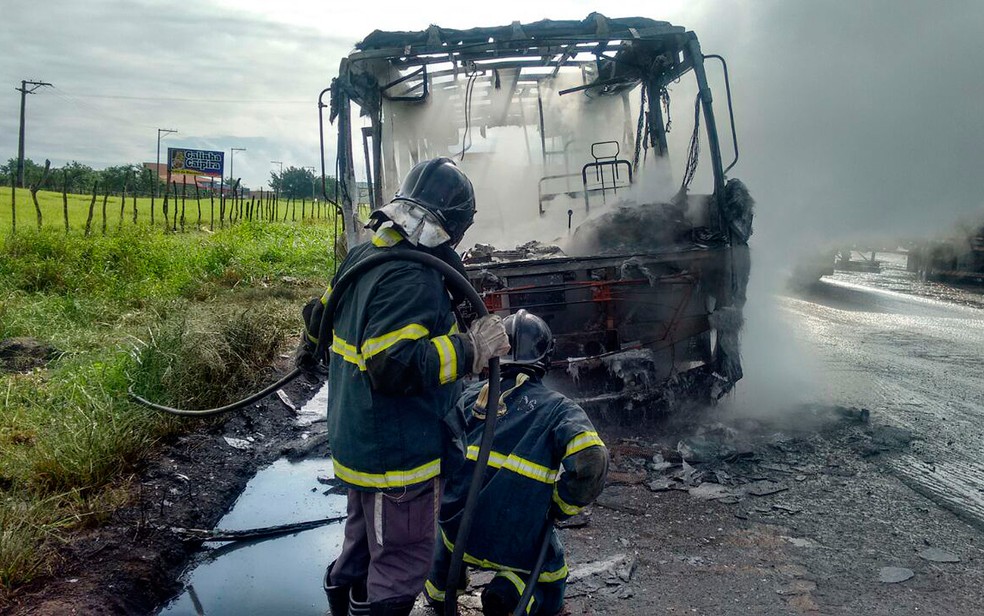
[{"left": 5, "top": 164, "right": 340, "bottom": 237}]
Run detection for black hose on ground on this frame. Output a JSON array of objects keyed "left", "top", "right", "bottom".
[
  {"left": 131, "top": 248, "right": 500, "bottom": 616},
  {"left": 128, "top": 369, "right": 303, "bottom": 416}
]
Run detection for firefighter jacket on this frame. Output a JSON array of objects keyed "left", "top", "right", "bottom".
[
  {"left": 302, "top": 225, "right": 474, "bottom": 492},
  {"left": 436, "top": 373, "right": 608, "bottom": 577}
]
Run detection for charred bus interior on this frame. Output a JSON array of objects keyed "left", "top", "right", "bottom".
[{"left": 323, "top": 13, "right": 753, "bottom": 418}]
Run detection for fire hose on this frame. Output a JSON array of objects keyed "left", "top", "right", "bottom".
[{"left": 130, "top": 249, "right": 500, "bottom": 616}]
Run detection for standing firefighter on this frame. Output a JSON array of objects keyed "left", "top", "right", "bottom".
[
  {"left": 298, "top": 157, "right": 510, "bottom": 616},
  {"left": 425, "top": 310, "right": 609, "bottom": 616}
]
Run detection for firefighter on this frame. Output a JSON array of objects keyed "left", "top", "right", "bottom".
[
  {"left": 298, "top": 157, "right": 511, "bottom": 616},
  {"left": 425, "top": 309, "right": 609, "bottom": 616}
]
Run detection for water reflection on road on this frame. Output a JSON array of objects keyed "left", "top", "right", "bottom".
[{"left": 781, "top": 256, "right": 984, "bottom": 528}]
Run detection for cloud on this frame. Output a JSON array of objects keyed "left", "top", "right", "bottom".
[{"left": 1, "top": 0, "right": 352, "bottom": 188}]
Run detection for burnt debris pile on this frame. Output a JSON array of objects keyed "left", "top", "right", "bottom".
[
  {"left": 567, "top": 200, "right": 712, "bottom": 257},
  {"left": 598, "top": 404, "right": 913, "bottom": 515}
]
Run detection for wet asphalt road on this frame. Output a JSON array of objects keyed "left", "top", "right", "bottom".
[{"left": 781, "top": 257, "right": 984, "bottom": 527}]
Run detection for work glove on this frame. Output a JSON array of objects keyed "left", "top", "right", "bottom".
[
  {"left": 467, "top": 314, "right": 510, "bottom": 375},
  {"left": 293, "top": 336, "right": 326, "bottom": 376}
]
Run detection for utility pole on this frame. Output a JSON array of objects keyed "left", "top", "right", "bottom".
[
  {"left": 230, "top": 147, "right": 246, "bottom": 199},
  {"left": 156, "top": 128, "right": 177, "bottom": 198},
  {"left": 15, "top": 80, "right": 52, "bottom": 188}
]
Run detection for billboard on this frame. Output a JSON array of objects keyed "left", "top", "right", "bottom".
[{"left": 167, "top": 148, "right": 224, "bottom": 178}]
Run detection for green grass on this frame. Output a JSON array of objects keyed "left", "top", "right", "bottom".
[{"left": 0, "top": 215, "right": 335, "bottom": 599}]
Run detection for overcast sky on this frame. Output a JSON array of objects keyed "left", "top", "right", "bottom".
[{"left": 4, "top": 0, "right": 983, "bottom": 246}]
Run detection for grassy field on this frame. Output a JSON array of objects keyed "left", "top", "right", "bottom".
[
  {"left": 0, "top": 209, "right": 337, "bottom": 598},
  {"left": 1, "top": 187, "right": 334, "bottom": 235}
]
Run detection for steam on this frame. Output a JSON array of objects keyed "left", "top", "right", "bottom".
[
  {"left": 718, "top": 248, "right": 826, "bottom": 419},
  {"left": 379, "top": 67, "right": 686, "bottom": 251}
]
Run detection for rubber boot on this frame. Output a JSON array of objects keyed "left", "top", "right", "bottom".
[
  {"left": 323, "top": 565, "right": 350, "bottom": 616},
  {"left": 480, "top": 587, "right": 517, "bottom": 616},
  {"left": 368, "top": 598, "right": 416, "bottom": 616},
  {"left": 348, "top": 585, "right": 371, "bottom": 616}
]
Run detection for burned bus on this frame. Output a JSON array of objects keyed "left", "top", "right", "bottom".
[{"left": 322, "top": 13, "right": 752, "bottom": 417}]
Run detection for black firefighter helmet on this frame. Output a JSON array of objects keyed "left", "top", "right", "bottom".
[
  {"left": 501, "top": 309, "right": 555, "bottom": 377},
  {"left": 394, "top": 157, "right": 476, "bottom": 246}
]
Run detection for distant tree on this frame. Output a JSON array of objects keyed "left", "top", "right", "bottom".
[
  {"left": 100, "top": 164, "right": 144, "bottom": 194},
  {"left": 270, "top": 165, "right": 338, "bottom": 200},
  {"left": 0, "top": 158, "right": 45, "bottom": 187},
  {"left": 60, "top": 161, "right": 98, "bottom": 194}
]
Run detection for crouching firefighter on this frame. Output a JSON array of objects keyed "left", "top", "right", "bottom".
[
  {"left": 296, "top": 157, "right": 511, "bottom": 616},
  {"left": 425, "top": 310, "right": 609, "bottom": 616}
]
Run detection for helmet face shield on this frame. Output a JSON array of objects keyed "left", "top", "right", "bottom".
[
  {"left": 371, "top": 200, "right": 452, "bottom": 247},
  {"left": 394, "top": 157, "right": 476, "bottom": 245}
]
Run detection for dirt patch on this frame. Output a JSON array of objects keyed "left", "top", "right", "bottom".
[
  {"left": 1, "top": 369, "right": 325, "bottom": 616},
  {"left": 0, "top": 337, "right": 59, "bottom": 373}
]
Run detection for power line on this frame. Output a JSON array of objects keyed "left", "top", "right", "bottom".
[
  {"left": 48, "top": 87, "right": 160, "bottom": 131},
  {"left": 58, "top": 92, "right": 310, "bottom": 105}
]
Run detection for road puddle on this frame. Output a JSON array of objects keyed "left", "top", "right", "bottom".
[{"left": 160, "top": 383, "right": 342, "bottom": 616}]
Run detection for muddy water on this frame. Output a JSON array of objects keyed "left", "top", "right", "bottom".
[{"left": 159, "top": 387, "right": 342, "bottom": 616}]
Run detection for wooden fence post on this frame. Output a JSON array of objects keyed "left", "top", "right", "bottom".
[
  {"left": 132, "top": 192, "right": 137, "bottom": 224},
  {"left": 231, "top": 180, "right": 241, "bottom": 225},
  {"left": 219, "top": 184, "right": 226, "bottom": 229},
  {"left": 62, "top": 169, "right": 70, "bottom": 234},
  {"left": 30, "top": 159, "right": 51, "bottom": 230},
  {"left": 10, "top": 173, "right": 16, "bottom": 234},
  {"left": 84, "top": 181, "right": 98, "bottom": 236},
  {"left": 162, "top": 182, "right": 170, "bottom": 231},
  {"left": 195, "top": 182, "right": 202, "bottom": 230},
  {"left": 180, "top": 176, "right": 187, "bottom": 232},
  {"left": 119, "top": 173, "right": 128, "bottom": 231},
  {"left": 149, "top": 168, "right": 156, "bottom": 226},
  {"left": 171, "top": 181, "right": 179, "bottom": 232},
  {"left": 101, "top": 188, "right": 109, "bottom": 236}
]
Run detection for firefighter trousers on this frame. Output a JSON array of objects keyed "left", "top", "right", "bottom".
[{"left": 328, "top": 478, "right": 441, "bottom": 604}]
